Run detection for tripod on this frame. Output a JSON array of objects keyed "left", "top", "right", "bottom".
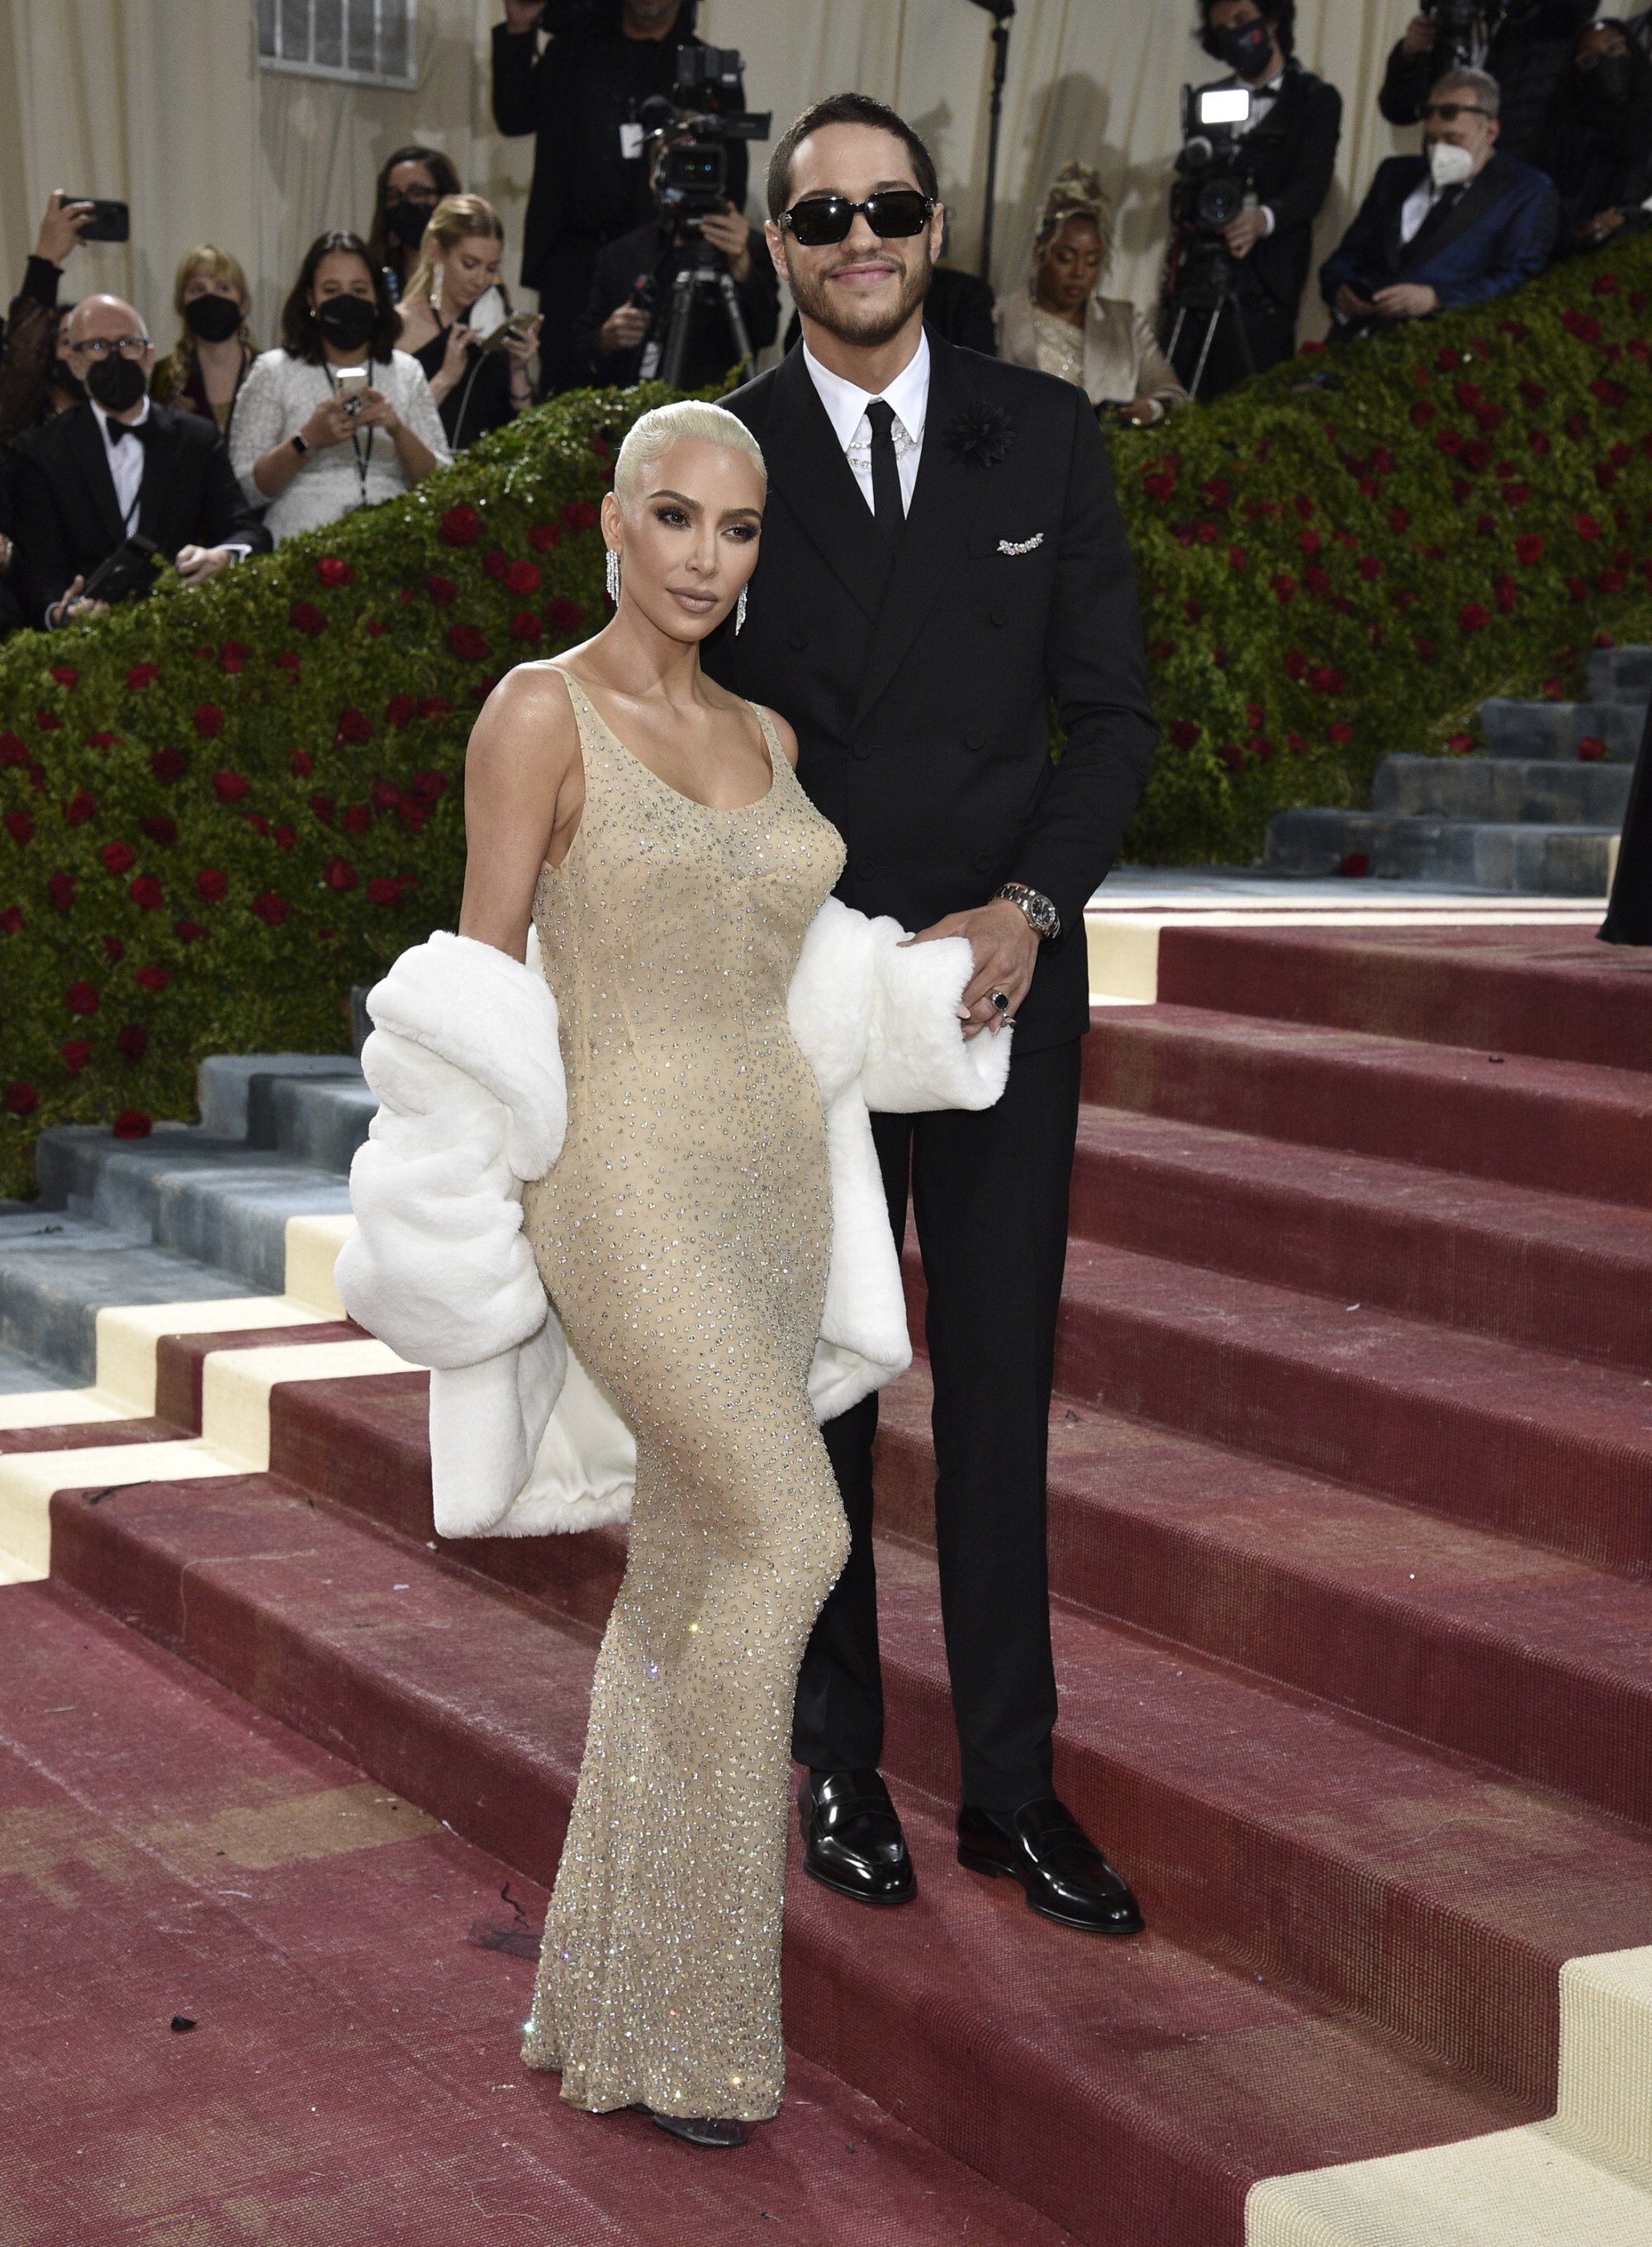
[
  {"left": 1165, "top": 237, "right": 1256, "bottom": 400},
  {"left": 968, "top": 0, "right": 1015, "bottom": 283},
  {"left": 658, "top": 236, "right": 755, "bottom": 389}
]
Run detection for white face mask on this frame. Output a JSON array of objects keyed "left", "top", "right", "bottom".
[{"left": 1428, "top": 138, "right": 1477, "bottom": 189}]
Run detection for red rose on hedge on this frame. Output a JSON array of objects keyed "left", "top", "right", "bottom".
[
  {"left": 425, "top": 573, "right": 458, "bottom": 607},
  {"left": 528, "top": 522, "right": 562, "bottom": 551},
  {"left": 273, "top": 824, "right": 295, "bottom": 851},
  {"left": 563, "top": 497, "right": 599, "bottom": 532},
  {"left": 130, "top": 876, "right": 164, "bottom": 911},
  {"left": 309, "top": 794, "right": 335, "bottom": 824},
  {"left": 116, "top": 1023, "right": 148, "bottom": 1063},
  {"left": 1578, "top": 734, "right": 1607, "bottom": 762},
  {"left": 510, "top": 610, "right": 544, "bottom": 643},
  {"left": 151, "top": 746, "right": 188, "bottom": 782},
  {"left": 218, "top": 640, "right": 249, "bottom": 674},
  {"left": 35, "top": 710, "right": 62, "bottom": 732},
  {"left": 125, "top": 663, "right": 160, "bottom": 691},
  {"left": 1284, "top": 649, "right": 1308, "bottom": 679},
  {"left": 383, "top": 693, "right": 416, "bottom": 729},
  {"left": 446, "top": 623, "right": 489, "bottom": 661},
  {"left": 1327, "top": 720, "right": 1355, "bottom": 743},
  {"left": 1575, "top": 512, "right": 1602, "bottom": 540},
  {"left": 47, "top": 873, "right": 74, "bottom": 911},
  {"left": 372, "top": 781, "right": 401, "bottom": 810},
  {"left": 103, "top": 936, "right": 125, "bottom": 962},
  {"left": 194, "top": 868, "right": 228, "bottom": 902},
  {"left": 1389, "top": 505, "right": 1412, "bottom": 532},
  {"left": 418, "top": 696, "right": 453, "bottom": 720},
  {"left": 342, "top": 804, "right": 373, "bottom": 834},
  {"left": 4, "top": 1083, "right": 39, "bottom": 1116},
  {"left": 482, "top": 547, "right": 511, "bottom": 581},
  {"left": 3, "top": 810, "right": 34, "bottom": 846},
  {"left": 439, "top": 504, "right": 482, "bottom": 545},
  {"left": 250, "top": 891, "right": 290, "bottom": 925},
  {"left": 1270, "top": 572, "right": 1297, "bottom": 604},
  {"left": 212, "top": 769, "right": 251, "bottom": 802},
  {"left": 1494, "top": 575, "right": 1517, "bottom": 614},
  {"left": 65, "top": 981, "right": 100, "bottom": 1014},
  {"left": 112, "top": 1109, "right": 152, "bottom": 1138},
  {"left": 1308, "top": 665, "right": 1346, "bottom": 693},
  {"left": 365, "top": 876, "right": 401, "bottom": 904},
  {"left": 506, "top": 558, "right": 542, "bottom": 595},
  {"left": 192, "top": 704, "right": 224, "bottom": 737},
  {"left": 135, "top": 964, "right": 171, "bottom": 993},
  {"left": 66, "top": 789, "right": 97, "bottom": 824},
  {"left": 289, "top": 748, "right": 315, "bottom": 777},
  {"left": 1169, "top": 720, "right": 1202, "bottom": 749},
  {"left": 324, "top": 856, "right": 358, "bottom": 891},
  {"left": 60, "top": 1040, "right": 93, "bottom": 1075},
  {"left": 411, "top": 768, "right": 448, "bottom": 800},
  {"left": 0, "top": 731, "right": 25, "bottom": 765},
  {"left": 316, "top": 555, "right": 356, "bottom": 586},
  {"left": 0, "top": 905, "right": 21, "bottom": 933},
  {"left": 335, "top": 707, "right": 373, "bottom": 744},
  {"left": 1561, "top": 309, "right": 1602, "bottom": 342},
  {"left": 1458, "top": 602, "right": 1490, "bottom": 633},
  {"left": 290, "top": 600, "right": 327, "bottom": 638},
  {"left": 101, "top": 840, "right": 136, "bottom": 874}
]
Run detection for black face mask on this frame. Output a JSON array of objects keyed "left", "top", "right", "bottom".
[
  {"left": 183, "top": 292, "right": 244, "bottom": 344},
  {"left": 1579, "top": 54, "right": 1633, "bottom": 105},
  {"left": 314, "top": 293, "right": 378, "bottom": 351},
  {"left": 1213, "top": 15, "right": 1273, "bottom": 75},
  {"left": 384, "top": 199, "right": 432, "bottom": 250},
  {"left": 86, "top": 353, "right": 149, "bottom": 413}
]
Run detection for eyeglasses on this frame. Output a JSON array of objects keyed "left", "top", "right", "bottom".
[
  {"left": 67, "top": 334, "right": 150, "bottom": 359},
  {"left": 1422, "top": 102, "right": 1492, "bottom": 121},
  {"left": 780, "top": 190, "right": 936, "bottom": 247},
  {"left": 386, "top": 188, "right": 439, "bottom": 207}
]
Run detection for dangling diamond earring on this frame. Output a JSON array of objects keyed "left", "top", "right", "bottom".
[
  {"left": 605, "top": 548, "right": 620, "bottom": 605},
  {"left": 735, "top": 587, "right": 748, "bottom": 635}
]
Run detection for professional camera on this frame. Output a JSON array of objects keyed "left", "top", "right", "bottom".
[
  {"left": 1422, "top": 0, "right": 1502, "bottom": 74},
  {"left": 1171, "top": 83, "right": 1258, "bottom": 239},
  {"left": 638, "top": 49, "right": 771, "bottom": 226}
]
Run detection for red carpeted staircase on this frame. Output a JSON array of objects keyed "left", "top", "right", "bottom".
[{"left": 19, "top": 921, "right": 1652, "bottom": 2245}]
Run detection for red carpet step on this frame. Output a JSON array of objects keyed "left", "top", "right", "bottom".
[
  {"left": 1156, "top": 924, "right": 1652, "bottom": 1069},
  {"left": 0, "top": 1583, "right": 1064, "bottom": 2247},
  {"left": 45, "top": 1464, "right": 1531, "bottom": 2247}
]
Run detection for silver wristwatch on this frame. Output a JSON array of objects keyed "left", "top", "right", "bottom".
[{"left": 995, "top": 881, "right": 1061, "bottom": 943}]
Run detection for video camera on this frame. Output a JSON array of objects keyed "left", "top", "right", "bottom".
[
  {"left": 1172, "top": 83, "right": 1260, "bottom": 237},
  {"left": 638, "top": 49, "right": 771, "bottom": 226},
  {"left": 1421, "top": 0, "right": 1502, "bottom": 74}
]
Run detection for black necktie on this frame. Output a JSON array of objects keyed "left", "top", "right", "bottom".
[
  {"left": 1413, "top": 183, "right": 1465, "bottom": 248},
  {"left": 865, "top": 399, "right": 904, "bottom": 544}
]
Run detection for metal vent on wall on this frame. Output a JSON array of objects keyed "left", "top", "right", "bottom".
[{"left": 257, "top": 0, "right": 417, "bottom": 89}]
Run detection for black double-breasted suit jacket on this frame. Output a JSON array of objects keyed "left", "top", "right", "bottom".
[{"left": 704, "top": 337, "right": 1160, "bottom": 1055}]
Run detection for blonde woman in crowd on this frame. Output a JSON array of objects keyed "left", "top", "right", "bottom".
[
  {"left": 152, "top": 245, "right": 256, "bottom": 440},
  {"left": 996, "top": 164, "right": 1187, "bottom": 425},
  {"left": 395, "top": 193, "right": 540, "bottom": 450}
]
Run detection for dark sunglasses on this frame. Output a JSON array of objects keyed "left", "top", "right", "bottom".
[
  {"left": 1422, "top": 101, "right": 1491, "bottom": 121},
  {"left": 780, "top": 190, "right": 936, "bottom": 247}
]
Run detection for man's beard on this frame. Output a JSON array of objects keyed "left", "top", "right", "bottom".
[{"left": 786, "top": 242, "right": 932, "bottom": 350}]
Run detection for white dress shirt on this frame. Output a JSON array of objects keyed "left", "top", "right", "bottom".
[
  {"left": 1398, "top": 174, "right": 1468, "bottom": 247},
  {"left": 90, "top": 396, "right": 150, "bottom": 534},
  {"left": 801, "top": 330, "right": 930, "bottom": 518}
]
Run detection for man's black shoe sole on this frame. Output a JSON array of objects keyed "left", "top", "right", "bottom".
[{"left": 957, "top": 1844, "right": 1145, "bottom": 1936}]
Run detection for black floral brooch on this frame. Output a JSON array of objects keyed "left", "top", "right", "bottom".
[{"left": 942, "top": 401, "right": 1016, "bottom": 469}]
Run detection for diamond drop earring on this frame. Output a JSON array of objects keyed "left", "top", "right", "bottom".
[
  {"left": 605, "top": 548, "right": 620, "bottom": 605},
  {"left": 735, "top": 587, "right": 748, "bottom": 635}
]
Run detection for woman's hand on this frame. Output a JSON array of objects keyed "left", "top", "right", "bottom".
[
  {"left": 1118, "top": 396, "right": 1159, "bottom": 427},
  {"left": 300, "top": 396, "right": 358, "bottom": 450},
  {"left": 906, "top": 898, "right": 1038, "bottom": 1039},
  {"left": 430, "top": 321, "right": 477, "bottom": 401},
  {"left": 355, "top": 387, "right": 401, "bottom": 433},
  {"left": 35, "top": 192, "right": 96, "bottom": 267}
]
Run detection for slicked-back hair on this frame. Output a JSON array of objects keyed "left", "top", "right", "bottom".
[
  {"left": 613, "top": 400, "right": 767, "bottom": 506},
  {"left": 281, "top": 230, "right": 401, "bottom": 364},
  {"left": 766, "top": 93, "right": 939, "bottom": 222},
  {"left": 1197, "top": 0, "right": 1297, "bottom": 62}
]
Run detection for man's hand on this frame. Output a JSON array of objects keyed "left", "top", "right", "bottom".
[
  {"left": 907, "top": 898, "right": 1039, "bottom": 1039},
  {"left": 35, "top": 192, "right": 96, "bottom": 267},
  {"left": 1371, "top": 282, "right": 1439, "bottom": 320},
  {"left": 1579, "top": 207, "right": 1626, "bottom": 244},
  {"left": 1222, "top": 208, "right": 1269, "bottom": 259},
  {"left": 47, "top": 575, "right": 108, "bottom": 628},
  {"left": 1336, "top": 282, "right": 1379, "bottom": 318},
  {"left": 176, "top": 544, "right": 233, "bottom": 585},
  {"left": 698, "top": 203, "right": 752, "bottom": 282},
  {"left": 1400, "top": 12, "right": 1436, "bottom": 55},
  {"left": 502, "top": 0, "right": 548, "bottom": 31},
  {"left": 600, "top": 300, "right": 650, "bottom": 354}
]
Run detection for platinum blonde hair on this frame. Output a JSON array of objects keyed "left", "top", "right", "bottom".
[{"left": 613, "top": 400, "right": 767, "bottom": 506}]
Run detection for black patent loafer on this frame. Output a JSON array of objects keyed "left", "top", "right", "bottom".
[
  {"left": 633, "top": 2106, "right": 747, "bottom": 2149},
  {"left": 957, "top": 1796, "right": 1144, "bottom": 1935},
  {"left": 800, "top": 1767, "right": 918, "bottom": 1906}
]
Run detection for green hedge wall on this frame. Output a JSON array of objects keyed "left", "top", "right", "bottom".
[{"left": 2, "top": 235, "right": 1651, "bottom": 1192}]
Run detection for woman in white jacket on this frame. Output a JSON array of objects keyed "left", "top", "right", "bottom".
[{"left": 339, "top": 401, "right": 1008, "bottom": 2150}]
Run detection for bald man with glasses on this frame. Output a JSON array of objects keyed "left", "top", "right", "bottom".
[{"left": 11, "top": 292, "right": 268, "bottom": 628}]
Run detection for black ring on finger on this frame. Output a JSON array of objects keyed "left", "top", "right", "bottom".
[{"left": 990, "top": 989, "right": 1011, "bottom": 1014}]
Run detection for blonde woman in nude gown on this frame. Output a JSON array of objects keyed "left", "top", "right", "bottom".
[{"left": 456, "top": 401, "right": 851, "bottom": 2148}]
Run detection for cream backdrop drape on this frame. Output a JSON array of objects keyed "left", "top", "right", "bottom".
[{"left": 0, "top": 0, "right": 1422, "bottom": 365}]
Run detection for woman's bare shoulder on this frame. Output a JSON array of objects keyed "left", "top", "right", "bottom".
[
  {"left": 467, "top": 660, "right": 580, "bottom": 774},
  {"left": 757, "top": 704, "right": 800, "bottom": 769}
]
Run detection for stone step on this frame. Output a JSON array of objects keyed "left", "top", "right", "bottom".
[
  {"left": 1262, "top": 808, "right": 1614, "bottom": 893},
  {"left": 1371, "top": 753, "right": 1631, "bottom": 825},
  {"left": 1585, "top": 644, "right": 1652, "bottom": 705},
  {"left": 1479, "top": 698, "right": 1644, "bottom": 762}
]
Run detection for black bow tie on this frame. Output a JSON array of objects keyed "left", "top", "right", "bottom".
[{"left": 105, "top": 416, "right": 151, "bottom": 445}]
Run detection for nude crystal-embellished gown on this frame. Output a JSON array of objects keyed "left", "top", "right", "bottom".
[{"left": 519, "top": 671, "right": 850, "bottom": 2121}]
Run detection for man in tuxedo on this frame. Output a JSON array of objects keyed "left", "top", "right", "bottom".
[
  {"left": 1172, "top": 0, "right": 1341, "bottom": 397},
  {"left": 705, "top": 93, "right": 1158, "bottom": 1936},
  {"left": 11, "top": 294, "right": 268, "bottom": 628},
  {"left": 1322, "top": 67, "right": 1559, "bottom": 332}
]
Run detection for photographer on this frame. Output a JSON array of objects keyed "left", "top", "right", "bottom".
[
  {"left": 574, "top": 130, "right": 776, "bottom": 389},
  {"left": 1170, "top": 0, "right": 1341, "bottom": 398},
  {"left": 1379, "top": 2, "right": 1597, "bottom": 163},
  {"left": 491, "top": 0, "right": 749, "bottom": 395},
  {"left": 0, "top": 192, "right": 96, "bottom": 449},
  {"left": 10, "top": 294, "right": 270, "bottom": 629},
  {"left": 1322, "top": 68, "right": 1558, "bottom": 330}
]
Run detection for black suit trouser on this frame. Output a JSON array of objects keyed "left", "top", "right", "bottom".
[{"left": 792, "top": 1038, "right": 1080, "bottom": 1812}]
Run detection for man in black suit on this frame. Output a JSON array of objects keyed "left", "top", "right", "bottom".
[
  {"left": 12, "top": 293, "right": 268, "bottom": 629},
  {"left": 705, "top": 93, "right": 1158, "bottom": 1936},
  {"left": 1170, "top": 0, "right": 1341, "bottom": 397},
  {"left": 491, "top": 0, "right": 749, "bottom": 395}
]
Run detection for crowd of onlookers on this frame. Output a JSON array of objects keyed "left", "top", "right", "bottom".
[{"left": 0, "top": 0, "right": 1647, "bottom": 642}]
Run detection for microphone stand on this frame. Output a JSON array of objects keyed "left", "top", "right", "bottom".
[{"left": 969, "top": 0, "right": 1016, "bottom": 283}]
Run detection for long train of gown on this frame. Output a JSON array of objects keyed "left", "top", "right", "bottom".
[{"left": 519, "top": 670, "right": 850, "bottom": 2121}]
